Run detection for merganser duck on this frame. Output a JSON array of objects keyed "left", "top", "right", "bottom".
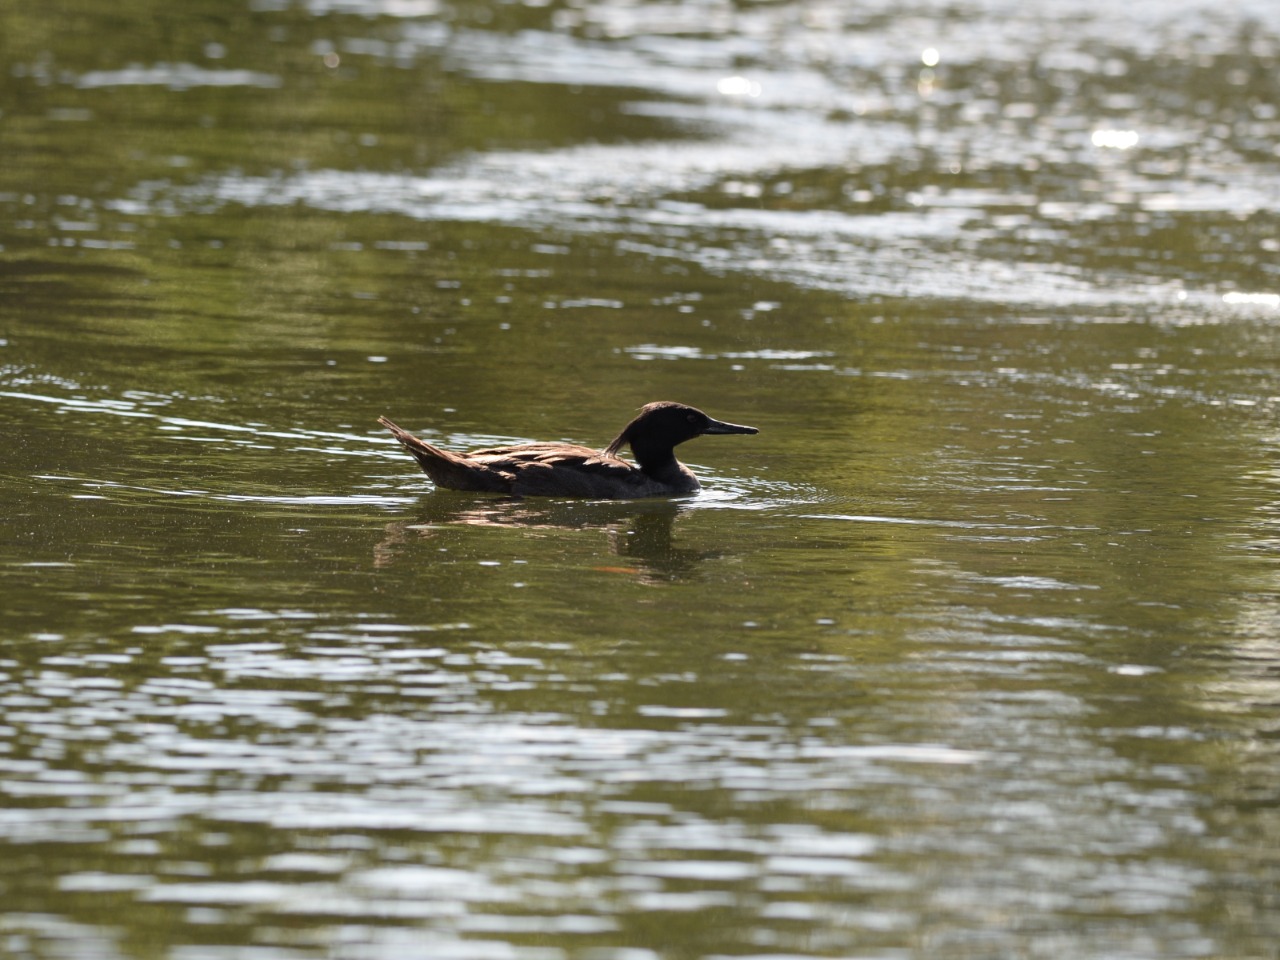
[{"left": 378, "top": 401, "right": 758, "bottom": 499}]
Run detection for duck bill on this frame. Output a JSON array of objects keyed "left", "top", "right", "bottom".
[{"left": 702, "top": 417, "right": 759, "bottom": 436}]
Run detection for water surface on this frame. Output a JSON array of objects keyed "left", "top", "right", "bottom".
[{"left": 2, "top": 1, "right": 1279, "bottom": 958}]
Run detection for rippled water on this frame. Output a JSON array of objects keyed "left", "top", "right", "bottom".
[{"left": 3, "top": 1, "right": 1280, "bottom": 958}]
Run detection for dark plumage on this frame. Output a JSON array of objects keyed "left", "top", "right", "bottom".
[{"left": 379, "top": 401, "right": 758, "bottom": 499}]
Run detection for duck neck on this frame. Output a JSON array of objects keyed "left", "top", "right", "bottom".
[
  {"left": 606, "top": 428, "right": 692, "bottom": 487},
  {"left": 629, "top": 438, "right": 688, "bottom": 485}
]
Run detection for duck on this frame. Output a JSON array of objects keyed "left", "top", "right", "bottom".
[{"left": 378, "top": 401, "right": 758, "bottom": 499}]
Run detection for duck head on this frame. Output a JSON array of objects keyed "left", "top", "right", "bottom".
[{"left": 604, "top": 402, "right": 758, "bottom": 474}]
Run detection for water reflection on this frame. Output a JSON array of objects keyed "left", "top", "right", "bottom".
[
  {"left": 0, "top": 596, "right": 1222, "bottom": 956},
  {"left": 375, "top": 498, "right": 718, "bottom": 582},
  {"left": 75, "top": 64, "right": 283, "bottom": 90},
  {"left": 82, "top": 0, "right": 1280, "bottom": 307},
  {"left": 4, "top": 0, "right": 1280, "bottom": 957}
]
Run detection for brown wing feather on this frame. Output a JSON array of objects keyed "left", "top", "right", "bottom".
[
  {"left": 469, "top": 444, "right": 632, "bottom": 474},
  {"left": 471, "top": 444, "right": 642, "bottom": 496}
]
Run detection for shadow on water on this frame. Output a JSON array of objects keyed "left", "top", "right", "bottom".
[{"left": 374, "top": 495, "right": 727, "bottom": 583}]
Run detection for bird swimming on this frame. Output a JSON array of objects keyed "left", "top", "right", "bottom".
[{"left": 378, "top": 401, "right": 758, "bottom": 499}]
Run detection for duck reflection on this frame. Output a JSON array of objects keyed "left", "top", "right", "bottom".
[{"left": 374, "top": 496, "right": 720, "bottom": 582}]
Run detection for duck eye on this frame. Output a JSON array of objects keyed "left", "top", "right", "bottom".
[{"left": 687, "top": 414, "right": 697, "bottom": 423}]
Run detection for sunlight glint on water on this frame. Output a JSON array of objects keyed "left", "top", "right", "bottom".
[{"left": 1, "top": 0, "right": 1279, "bottom": 957}]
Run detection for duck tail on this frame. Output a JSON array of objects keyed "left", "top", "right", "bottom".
[{"left": 378, "top": 417, "right": 505, "bottom": 491}]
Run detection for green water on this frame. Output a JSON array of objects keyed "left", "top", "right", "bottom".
[{"left": 2, "top": 2, "right": 1279, "bottom": 958}]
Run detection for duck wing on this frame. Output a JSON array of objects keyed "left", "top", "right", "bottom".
[
  {"left": 467, "top": 442, "right": 606, "bottom": 463},
  {"left": 469, "top": 443, "right": 646, "bottom": 497}
]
